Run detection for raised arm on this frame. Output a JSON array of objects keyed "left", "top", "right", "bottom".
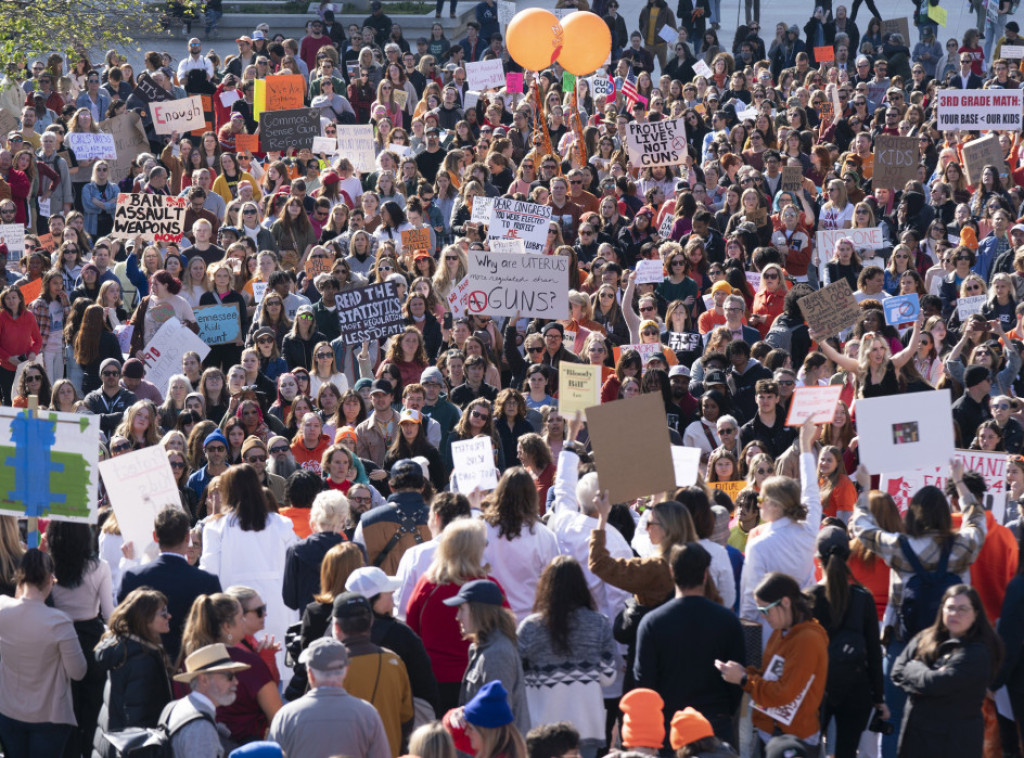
[
  {"left": 891, "top": 314, "right": 923, "bottom": 370},
  {"left": 811, "top": 329, "right": 859, "bottom": 372}
]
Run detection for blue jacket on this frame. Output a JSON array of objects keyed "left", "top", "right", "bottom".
[
  {"left": 81, "top": 181, "right": 118, "bottom": 236},
  {"left": 75, "top": 89, "right": 112, "bottom": 118},
  {"left": 975, "top": 232, "right": 1007, "bottom": 283},
  {"left": 475, "top": 0, "right": 500, "bottom": 43}
]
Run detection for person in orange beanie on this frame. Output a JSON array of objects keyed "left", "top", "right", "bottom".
[
  {"left": 669, "top": 707, "right": 738, "bottom": 757},
  {"left": 619, "top": 688, "right": 665, "bottom": 754}
]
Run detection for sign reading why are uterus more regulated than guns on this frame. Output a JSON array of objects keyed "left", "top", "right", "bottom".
[
  {"left": 465, "top": 250, "right": 569, "bottom": 319},
  {"left": 623, "top": 117, "right": 688, "bottom": 167}
]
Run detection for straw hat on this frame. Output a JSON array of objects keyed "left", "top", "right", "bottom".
[{"left": 173, "top": 643, "right": 251, "bottom": 683}]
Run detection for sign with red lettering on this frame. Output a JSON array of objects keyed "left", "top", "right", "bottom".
[
  {"left": 111, "top": 194, "right": 187, "bottom": 242},
  {"left": 150, "top": 96, "right": 206, "bottom": 135},
  {"left": 936, "top": 89, "right": 1023, "bottom": 130}
]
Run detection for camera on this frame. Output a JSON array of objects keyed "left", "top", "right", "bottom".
[{"left": 868, "top": 716, "right": 894, "bottom": 735}]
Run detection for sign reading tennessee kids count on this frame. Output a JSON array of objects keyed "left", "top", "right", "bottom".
[{"left": 335, "top": 282, "right": 404, "bottom": 347}]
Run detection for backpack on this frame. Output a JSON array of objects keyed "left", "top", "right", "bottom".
[
  {"left": 897, "top": 535, "right": 961, "bottom": 640},
  {"left": 372, "top": 506, "right": 425, "bottom": 568},
  {"left": 765, "top": 318, "right": 796, "bottom": 354},
  {"left": 826, "top": 587, "right": 869, "bottom": 696},
  {"left": 93, "top": 700, "right": 216, "bottom": 758}
]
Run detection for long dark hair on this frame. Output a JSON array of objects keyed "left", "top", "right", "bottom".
[
  {"left": 483, "top": 467, "right": 538, "bottom": 539},
  {"left": 45, "top": 521, "right": 98, "bottom": 589},
  {"left": 532, "top": 555, "right": 595, "bottom": 655},
  {"left": 903, "top": 485, "right": 953, "bottom": 544},
  {"left": 754, "top": 572, "right": 813, "bottom": 625},
  {"left": 220, "top": 463, "right": 269, "bottom": 531},
  {"left": 914, "top": 584, "right": 1004, "bottom": 678}
]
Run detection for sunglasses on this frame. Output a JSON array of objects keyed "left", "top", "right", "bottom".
[
  {"left": 245, "top": 454, "right": 267, "bottom": 463},
  {"left": 756, "top": 599, "right": 782, "bottom": 615},
  {"left": 316, "top": 352, "right": 333, "bottom": 359},
  {"left": 170, "top": 461, "right": 186, "bottom": 470},
  {"left": 527, "top": 346, "right": 544, "bottom": 354},
  {"left": 246, "top": 604, "right": 267, "bottom": 617},
  {"left": 470, "top": 409, "right": 490, "bottom": 421},
  {"left": 111, "top": 443, "right": 132, "bottom": 453},
  {"left": 270, "top": 445, "right": 290, "bottom": 454},
  {"left": 102, "top": 370, "right": 120, "bottom": 377}
]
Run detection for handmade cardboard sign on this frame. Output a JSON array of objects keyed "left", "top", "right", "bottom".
[
  {"left": 873, "top": 135, "right": 920, "bottom": 188},
  {"left": 797, "top": 279, "right": 860, "bottom": 339}
]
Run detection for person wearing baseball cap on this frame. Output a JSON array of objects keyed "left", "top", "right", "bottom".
[
  {"left": 269, "top": 637, "right": 391, "bottom": 758},
  {"left": 384, "top": 410, "right": 445, "bottom": 491},
  {"left": 184, "top": 429, "right": 230, "bottom": 501},
  {"left": 418, "top": 367, "right": 461, "bottom": 448},
  {"left": 81, "top": 358, "right": 138, "bottom": 437},
  {"left": 117, "top": 357, "right": 162, "bottom": 404}
]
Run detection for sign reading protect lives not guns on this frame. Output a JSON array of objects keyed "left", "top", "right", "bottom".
[{"left": 465, "top": 250, "right": 569, "bottom": 319}]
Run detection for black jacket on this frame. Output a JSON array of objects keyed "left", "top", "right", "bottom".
[
  {"left": 282, "top": 330, "right": 328, "bottom": 371},
  {"left": 891, "top": 635, "right": 994, "bottom": 758},
  {"left": 94, "top": 635, "right": 173, "bottom": 734},
  {"left": 995, "top": 575, "right": 1024, "bottom": 695},
  {"left": 370, "top": 612, "right": 441, "bottom": 716},
  {"left": 282, "top": 531, "right": 346, "bottom": 612},
  {"left": 406, "top": 314, "right": 443, "bottom": 363}
]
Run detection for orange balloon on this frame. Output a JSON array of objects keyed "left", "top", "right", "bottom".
[
  {"left": 506, "top": 8, "right": 563, "bottom": 72},
  {"left": 557, "top": 11, "right": 612, "bottom": 76}
]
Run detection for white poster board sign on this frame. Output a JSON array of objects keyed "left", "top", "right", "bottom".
[
  {"left": 466, "top": 250, "right": 569, "bottom": 319},
  {"left": 0, "top": 224, "right": 24, "bottom": 261},
  {"left": 471, "top": 196, "right": 495, "bottom": 224},
  {"left": 451, "top": 437, "right": 499, "bottom": 492},
  {"left": 635, "top": 259, "right": 664, "bottom": 284},
  {"left": 141, "top": 317, "right": 211, "bottom": 395},
  {"left": 498, "top": 0, "right": 516, "bottom": 26},
  {"left": 623, "top": 117, "right": 688, "bottom": 167},
  {"left": 486, "top": 198, "right": 551, "bottom": 253},
  {"left": 956, "top": 295, "right": 986, "bottom": 320},
  {"left": 671, "top": 445, "right": 701, "bottom": 487},
  {"left": 816, "top": 227, "right": 884, "bottom": 257},
  {"left": 855, "top": 389, "right": 955, "bottom": 473},
  {"left": 448, "top": 277, "right": 471, "bottom": 319},
  {"left": 784, "top": 386, "right": 843, "bottom": 426},
  {"left": 150, "top": 96, "right": 206, "bottom": 135},
  {"left": 936, "top": 89, "right": 1023, "bottom": 131},
  {"left": 335, "top": 125, "right": 377, "bottom": 172},
  {"left": 67, "top": 132, "right": 117, "bottom": 160},
  {"left": 466, "top": 59, "right": 506, "bottom": 91},
  {"left": 98, "top": 446, "right": 182, "bottom": 563},
  {"left": 311, "top": 136, "right": 338, "bottom": 154}
]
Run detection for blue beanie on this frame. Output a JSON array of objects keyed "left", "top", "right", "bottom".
[
  {"left": 228, "top": 742, "right": 284, "bottom": 757},
  {"left": 204, "top": 429, "right": 228, "bottom": 448},
  {"left": 463, "top": 680, "right": 514, "bottom": 729}
]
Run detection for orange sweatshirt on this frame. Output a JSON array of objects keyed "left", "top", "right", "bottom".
[
  {"left": 952, "top": 510, "right": 1018, "bottom": 622},
  {"left": 743, "top": 618, "right": 830, "bottom": 740}
]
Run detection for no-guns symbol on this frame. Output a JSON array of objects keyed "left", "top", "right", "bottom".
[{"left": 468, "top": 291, "right": 488, "bottom": 312}]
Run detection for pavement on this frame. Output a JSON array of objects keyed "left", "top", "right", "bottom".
[{"left": 111, "top": 0, "right": 987, "bottom": 79}]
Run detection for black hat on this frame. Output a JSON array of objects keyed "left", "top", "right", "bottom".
[
  {"left": 370, "top": 378, "right": 394, "bottom": 396},
  {"left": 964, "top": 364, "right": 990, "bottom": 389},
  {"left": 332, "top": 591, "right": 372, "bottom": 619},
  {"left": 1007, "top": 21, "right": 1020, "bottom": 32}
]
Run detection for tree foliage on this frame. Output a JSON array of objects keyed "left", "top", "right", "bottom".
[{"left": 0, "top": 0, "right": 181, "bottom": 68}]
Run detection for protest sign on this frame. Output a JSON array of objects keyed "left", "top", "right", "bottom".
[
  {"left": 785, "top": 386, "right": 843, "bottom": 426},
  {"left": 401, "top": 227, "right": 432, "bottom": 253},
  {"left": 0, "top": 110, "right": 16, "bottom": 139},
  {"left": 623, "top": 117, "right": 687, "bottom": 167},
  {"left": 881, "top": 18, "right": 911, "bottom": 46},
  {"left": 252, "top": 282, "right": 268, "bottom": 304},
  {"left": 817, "top": 100, "right": 835, "bottom": 124},
  {"left": 259, "top": 108, "right": 321, "bottom": 152},
  {"left": 448, "top": 277, "right": 471, "bottom": 318},
  {"left": 0, "top": 408, "right": 99, "bottom": 524},
  {"left": 586, "top": 393, "right": 676, "bottom": 503},
  {"left": 111, "top": 194, "right": 187, "bottom": 242},
  {"left": 234, "top": 133, "right": 259, "bottom": 153},
  {"left": 452, "top": 437, "right": 499, "bottom": 492},
  {"left": 671, "top": 446, "right": 701, "bottom": 487},
  {"left": 936, "top": 90, "right": 1023, "bottom": 131},
  {"left": 667, "top": 331, "right": 701, "bottom": 354},
  {"left": 873, "top": 135, "right": 920, "bottom": 188},
  {"left": 19, "top": 278, "right": 41, "bottom": 304},
  {"left": 150, "top": 96, "right": 205, "bottom": 135},
  {"left": 471, "top": 196, "right": 495, "bottom": 225},
  {"left": 466, "top": 59, "right": 506, "bottom": 90},
  {"left": 486, "top": 198, "right": 551, "bottom": 253},
  {"left": 99, "top": 112, "right": 149, "bottom": 182},
  {"left": 961, "top": 133, "right": 1009, "bottom": 186},
  {"left": 612, "top": 342, "right": 673, "bottom": 367},
  {"left": 797, "top": 279, "right": 860, "bottom": 339},
  {"left": 66, "top": 132, "right": 116, "bottom": 161},
  {"left": 506, "top": 72, "right": 523, "bottom": 93},
  {"left": 658, "top": 213, "right": 674, "bottom": 239},
  {"left": 195, "top": 305, "right": 242, "bottom": 346},
  {"left": 635, "top": 259, "right": 664, "bottom": 285},
  {"left": 559, "top": 363, "right": 601, "bottom": 420},
  {"left": 253, "top": 78, "right": 265, "bottom": 120},
  {"left": 392, "top": 89, "right": 408, "bottom": 109},
  {"left": 881, "top": 449, "right": 1012, "bottom": 522},
  {"left": 98, "top": 446, "right": 181, "bottom": 562},
  {"left": 814, "top": 45, "right": 834, "bottom": 62},
  {"left": 956, "top": 294, "right": 986, "bottom": 320},
  {"left": 816, "top": 227, "right": 884, "bottom": 256},
  {"left": 692, "top": 59, "right": 712, "bottom": 78},
  {"left": 311, "top": 136, "right": 337, "bottom": 154},
  {"left": 335, "top": 282, "right": 404, "bottom": 347},
  {"left": 465, "top": 250, "right": 569, "bottom": 319},
  {"left": 590, "top": 74, "right": 615, "bottom": 99},
  {"left": 927, "top": 3, "right": 947, "bottom": 25},
  {"left": 855, "top": 389, "right": 955, "bottom": 473},
  {"left": 490, "top": 238, "right": 526, "bottom": 254},
  {"left": 658, "top": 25, "right": 678, "bottom": 44},
  {"left": 219, "top": 88, "right": 241, "bottom": 109},
  {"left": 498, "top": 0, "right": 516, "bottom": 25},
  {"left": 0, "top": 225, "right": 24, "bottom": 261},
  {"left": 131, "top": 72, "right": 173, "bottom": 104},
  {"left": 265, "top": 74, "right": 306, "bottom": 111},
  {"left": 336, "top": 125, "right": 376, "bottom": 172},
  {"left": 710, "top": 480, "right": 746, "bottom": 502},
  {"left": 1002, "top": 45, "right": 1024, "bottom": 59},
  {"left": 141, "top": 317, "right": 211, "bottom": 393},
  {"left": 781, "top": 166, "right": 803, "bottom": 193},
  {"left": 305, "top": 255, "right": 332, "bottom": 280},
  {"left": 883, "top": 293, "right": 920, "bottom": 325},
  {"left": 745, "top": 270, "right": 762, "bottom": 291}
]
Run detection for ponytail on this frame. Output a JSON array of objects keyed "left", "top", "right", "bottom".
[
  {"left": 14, "top": 548, "right": 53, "bottom": 590},
  {"left": 178, "top": 592, "right": 240, "bottom": 668},
  {"left": 822, "top": 552, "right": 851, "bottom": 628}
]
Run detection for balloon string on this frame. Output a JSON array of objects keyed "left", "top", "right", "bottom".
[
  {"left": 533, "top": 81, "right": 556, "bottom": 171},
  {"left": 572, "top": 90, "right": 587, "bottom": 168}
]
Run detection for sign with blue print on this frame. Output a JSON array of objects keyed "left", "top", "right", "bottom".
[
  {"left": 195, "top": 304, "right": 242, "bottom": 345},
  {"left": 883, "top": 293, "right": 920, "bottom": 326}
]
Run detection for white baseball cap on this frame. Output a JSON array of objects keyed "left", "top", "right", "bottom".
[{"left": 345, "top": 567, "right": 402, "bottom": 597}]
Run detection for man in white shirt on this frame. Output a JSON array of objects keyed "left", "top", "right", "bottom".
[{"left": 176, "top": 39, "right": 215, "bottom": 84}]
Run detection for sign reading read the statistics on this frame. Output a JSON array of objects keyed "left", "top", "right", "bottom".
[
  {"left": 111, "top": 194, "right": 187, "bottom": 242},
  {"left": 623, "top": 117, "right": 687, "bottom": 167},
  {"left": 486, "top": 198, "right": 551, "bottom": 253},
  {"left": 465, "top": 250, "right": 569, "bottom": 319},
  {"left": 334, "top": 282, "right": 404, "bottom": 347},
  {"left": 936, "top": 90, "right": 1023, "bottom": 131}
]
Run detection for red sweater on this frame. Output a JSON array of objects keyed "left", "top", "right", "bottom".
[
  {"left": 0, "top": 309, "right": 41, "bottom": 372},
  {"left": 405, "top": 575, "right": 508, "bottom": 683}
]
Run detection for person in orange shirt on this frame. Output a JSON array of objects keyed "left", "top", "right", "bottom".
[
  {"left": 849, "top": 490, "right": 899, "bottom": 623},
  {"left": 698, "top": 280, "right": 733, "bottom": 334},
  {"left": 291, "top": 411, "right": 332, "bottom": 475},
  {"left": 947, "top": 471, "right": 1018, "bottom": 623},
  {"left": 818, "top": 445, "right": 858, "bottom": 522}
]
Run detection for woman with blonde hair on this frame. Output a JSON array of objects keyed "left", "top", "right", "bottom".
[
  {"left": 410, "top": 720, "right": 457, "bottom": 758},
  {"left": 434, "top": 245, "right": 467, "bottom": 303},
  {"left": 814, "top": 315, "right": 923, "bottom": 399},
  {"left": 0, "top": 515, "right": 24, "bottom": 596},
  {"left": 115, "top": 400, "right": 161, "bottom": 450},
  {"left": 407, "top": 518, "right": 505, "bottom": 712}
]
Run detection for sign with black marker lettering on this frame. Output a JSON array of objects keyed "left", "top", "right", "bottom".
[
  {"left": 486, "top": 198, "right": 552, "bottom": 253},
  {"left": 111, "top": 194, "right": 187, "bottom": 242},
  {"left": 465, "top": 250, "right": 569, "bottom": 319},
  {"left": 150, "top": 96, "right": 205, "bottom": 135},
  {"left": 624, "top": 117, "right": 687, "bottom": 167}
]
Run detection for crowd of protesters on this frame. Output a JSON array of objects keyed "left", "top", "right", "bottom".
[{"left": 0, "top": 1, "right": 1023, "bottom": 757}]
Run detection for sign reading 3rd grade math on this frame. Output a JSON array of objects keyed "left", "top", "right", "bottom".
[
  {"left": 335, "top": 281, "right": 404, "bottom": 347},
  {"left": 936, "top": 90, "right": 1023, "bottom": 130},
  {"left": 466, "top": 250, "right": 569, "bottom": 319},
  {"left": 624, "top": 117, "right": 687, "bottom": 167},
  {"left": 111, "top": 194, "right": 187, "bottom": 242},
  {"left": 486, "top": 198, "right": 551, "bottom": 253}
]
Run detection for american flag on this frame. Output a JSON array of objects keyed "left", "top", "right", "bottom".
[{"left": 622, "top": 67, "right": 647, "bottom": 109}]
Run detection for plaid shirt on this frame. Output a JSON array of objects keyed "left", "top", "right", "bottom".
[
  {"left": 29, "top": 296, "right": 70, "bottom": 347},
  {"left": 850, "top": 490, "right": 987, "bottom": 636}
]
